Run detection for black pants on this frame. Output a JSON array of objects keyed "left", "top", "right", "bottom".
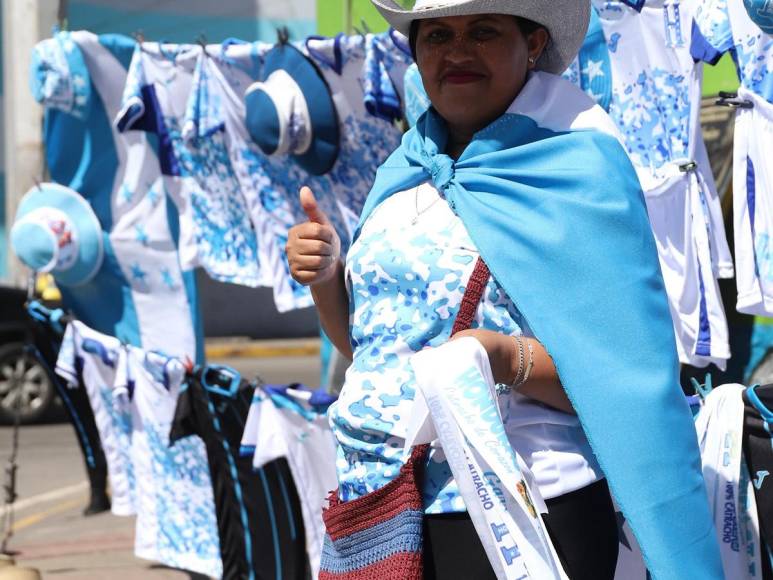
[{"left": 423, "top": 479, "right": 619, "bottom": 580}]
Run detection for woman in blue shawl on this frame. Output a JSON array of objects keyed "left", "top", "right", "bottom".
[{"left": 286, "top": 1, "right": 723, "bottom": 578}]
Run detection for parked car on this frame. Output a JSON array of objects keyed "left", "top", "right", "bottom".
[{"left": 0, "top": 284, "right": 58, "bottom": 424}]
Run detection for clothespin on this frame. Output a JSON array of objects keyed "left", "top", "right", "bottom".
[
  {"left": 132, "top": 30, "right": 146, "bottom": 52},
  {"left": 183, "top": 355, "right": 195, "bottom": 375},
  {"left": 716, "top": 91, "right": 753, "bottom": 109},
  {"left": 690, "top": 373, "right": 713, "bottom": 402},
  {"left": 57, "top": 0, "right": 69, "bottom": 31},
  {"left": 277, "top": 27, "right": 290, "bottom": 46},
  {"left": 196, "top": 33, "right": 208, "bottom": 57},
  {"left": 678, "top": 161, "right": 697, "bottom": 173}
]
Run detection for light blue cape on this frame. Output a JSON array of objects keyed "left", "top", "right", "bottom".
[{"left": 354, "top": 73, "right": 723, "bottom": 580}]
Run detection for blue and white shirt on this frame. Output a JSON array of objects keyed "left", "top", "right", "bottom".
[
  {"left": 117, "top": 43, "right": 261, "bottom": 288},
  {"left": 330, "top": 183, "right": 602, "bottom": 514},
  {"left": 117, "top": 346, "right": 222, "bottom": 577},
  {"left": 694, "top": 0, "right": 773, "bottom": 103},
  {"left": 204, "top": 34, "right": 412, "bottom": 312},
  {"left": 56, "top": 321, "right": 136, "bottom": 517}
]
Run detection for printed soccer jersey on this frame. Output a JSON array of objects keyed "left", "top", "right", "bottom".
[
  {"left": 116, "top": 346, "right": 221, "bottom": 577},
  {"left": 331, "top": 183, "right": 602, "bottom": 518},
  {"left": 580, "top": 0, "right": 733, "bottom": 368},
  {"left": 31, "top": 31, "right": 198, "bottom": 360},
  {"left": 240, "top": 385, "right": 338, "bottom": 578},
  {"left": 116, "top": 43, "right": 261, "bottom": 288},
  {"left": 695, "top": 0, "right": 773, "bottom": 315},
  {"left": 27, "top": 306, "right": 109, "bottom": 509},
  {"left": 169, "top": 367, "right": 307, "bottom": 580},
  {"left": 203, "top": 41, "right": 338, "bottom": 312},
  {"left": 56, "top": 321, "right": 136, "bottom": 516}
]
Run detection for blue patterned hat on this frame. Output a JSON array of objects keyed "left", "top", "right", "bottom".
[
  {"left": 244, "top": 42, "right": 340, "bottom": 175},
  {"left": 11, "top": 183, "right": 104, "bottom": 287},
  {"left": 743, "top": 0, "right": 773, "bottom": 34},
  {"left": 29, "top": 31, "right": 92, "bottom": 120}
]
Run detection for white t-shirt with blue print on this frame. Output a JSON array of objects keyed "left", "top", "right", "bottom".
[
  {"left": 330, "top": 183, "right": 602, "bottom": 514},
  {"left": 694, "top": 0, "right": 773, "bottom": 103}
]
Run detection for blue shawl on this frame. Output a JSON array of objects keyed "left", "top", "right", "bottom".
[{"left": 355, "top": 73, "right": 723, "bottom": 579}]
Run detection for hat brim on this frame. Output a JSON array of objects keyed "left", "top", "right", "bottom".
[
  {"left": 371, "top": 0, "right": 589, "bottom": 75},
  {"left": 260, "top": 44, "right": 340, "bottom": 176},
  {"left": 13, "top": 183, "right": 104, "bottom": 287}
]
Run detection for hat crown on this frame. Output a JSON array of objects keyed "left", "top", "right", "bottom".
[{"left": 12, "top": 207, "right": 79, "bottom": 274}]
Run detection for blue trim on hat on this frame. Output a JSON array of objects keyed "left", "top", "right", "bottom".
[
  {"left": 12, "top": 184, "right": 103, "bottom": 287},
  {"left": 246, "top": 42, "right": 340, "bottom": 175}
]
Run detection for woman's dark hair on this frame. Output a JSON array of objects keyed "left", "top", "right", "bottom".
[{"left": 408, "top": 16, "right": 548, "bottom": 60}]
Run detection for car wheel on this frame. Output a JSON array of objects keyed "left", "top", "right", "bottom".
[{"left": 0, "top": 342, "right": 55, "bottom": 424}]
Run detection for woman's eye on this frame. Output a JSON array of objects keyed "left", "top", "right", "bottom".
[
  {"left": 470, "top": 27, "right": 498, "bottom": 41},
  {"left": 425, "top": 29, "right": 452, "bottom": 44}
]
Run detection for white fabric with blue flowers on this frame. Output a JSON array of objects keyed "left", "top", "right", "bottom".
[
  {"left": 201, "top": 34, "right": 412, "bottom": 312},
  {"left": 116, "top": 345, "right": 222, "bottom": 578},
  {"left": 117, "top": 43, "right": 261, "bottom": 288},
  {"left": 330, "top": 183, "right": 602, "bottom": 514},
  {"left": 56, "top": 321, "right": 136, "bottom": 517},
  {"left": 575, "top": 0, "right": 733, "bottom": 368},
  {"left": 696, "top": 0, "right": 773, "bottom": 316}
]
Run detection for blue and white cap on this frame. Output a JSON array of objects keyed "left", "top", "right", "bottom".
[
  {"left": 29, "top": 31, "right": 91, "bottom": 120},
  {"left": 11, "top": 183, "right": 104, "bottom": 287},
  {"left": 244, "top": 42, "right": 339, "bottom": 176},
  {"left": 743, "top": 0, "right": 773, "bottom": 34}
]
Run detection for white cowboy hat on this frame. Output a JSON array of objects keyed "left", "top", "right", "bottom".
[{"left": 371, "top": 0, "right": 590, "bottom": 74}]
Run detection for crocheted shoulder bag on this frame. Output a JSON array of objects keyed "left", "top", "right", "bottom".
[{"left": 319, "top": 257, "right": 490, "bottom": 579}]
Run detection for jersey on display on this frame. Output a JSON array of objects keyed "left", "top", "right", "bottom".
[
  {"left": 56, "top": 321, "right": 136, "bottom": 516},
  {"left": 566, "top": 0, "right": 734, "bottom": 368},
  {"left": 170, "top": 366, "right": 307, "bottom": 580},
  {"left": 695, "top": 0, "right": 773, "bottom": 316},
  {"left": 116, "top": 345, "right": 222, "bottom": 577},
  {"left": 116, "top": 43, "right": 261, "bottom": 288},
  {"left": 240, "top": 385, "right": 338, "bottom": 578}
]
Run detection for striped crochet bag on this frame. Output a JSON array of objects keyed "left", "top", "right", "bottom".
[{"left": 318, "top": 258, "right": 490, "bottom": 579}]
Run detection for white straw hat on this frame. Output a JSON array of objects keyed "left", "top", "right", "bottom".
[{"left": 370, "top": 0, "right": 590, "bottom": 74}]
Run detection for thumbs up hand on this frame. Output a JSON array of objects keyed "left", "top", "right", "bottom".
[{"left": 286, "top": 187, "right": 342, "bottom": 286}]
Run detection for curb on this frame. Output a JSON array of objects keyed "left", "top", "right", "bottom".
[{"left": 204, "top": 340, "right": 320, "bottom": 360}]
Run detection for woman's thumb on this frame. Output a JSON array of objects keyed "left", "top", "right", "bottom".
[{"left": 300, "top": 186, "right": 330, "bottom": 225}]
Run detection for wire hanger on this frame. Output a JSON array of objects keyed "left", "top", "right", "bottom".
[{"left": 196, "top": 33, "right": 209, "bottom": 57}]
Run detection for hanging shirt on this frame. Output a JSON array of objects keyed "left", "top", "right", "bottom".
[
  {"left": 116, "top": 43, "right": 261, "bottom": 288},
  {"left": 330, "top": 183, "right": 602, "bottom": 516},
  {"left": 116, "top": 346, "right": 222, "bottom": 578},
  {"left": 202, "top": 34, "right": 409, "bottom": 312},
  {"left": 56, "top": 321, "right": 136, "bottom": 516},
  {"left": 203, "top": 41, "right": 330, "bottom": 312},
  {"left": 575, "top": 0, "right": 733, "bottom": 368},
  {"left": 694, "top": 0, "right": 773, "bottom": 103},
  {"left": 695, "top": 0, "right": 773, "bottom": 316},
  {"left": 31, "top": 31, "right": 199, "bottom": 360},
  {"left": 169, "top": 369, "right": 307, "bottom": 580},
  {"left": 240, "top": 385, "right": 338, "bottom": 578}
]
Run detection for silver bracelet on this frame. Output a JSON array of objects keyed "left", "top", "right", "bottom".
[{"left": 516, "top": 339, "right": 535, "bottom": 388}]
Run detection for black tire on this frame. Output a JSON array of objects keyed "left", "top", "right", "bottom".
[{"left": 0, "top": 342, "right": 55, "bottom": 424}]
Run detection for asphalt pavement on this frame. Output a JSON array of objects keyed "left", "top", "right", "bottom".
[{"left": 0, "top": 343, "right": 321, "bottom": 579}]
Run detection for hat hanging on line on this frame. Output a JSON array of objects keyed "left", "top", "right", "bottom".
[
  {"left": 244, "top": 42, "right": 340, "bottom": 176},
  {"left": 370, "top": 0, "right": 590, "bottom": 75},
  {"left": 11, "top": 183, "right": 104, "bottom": 287}
]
